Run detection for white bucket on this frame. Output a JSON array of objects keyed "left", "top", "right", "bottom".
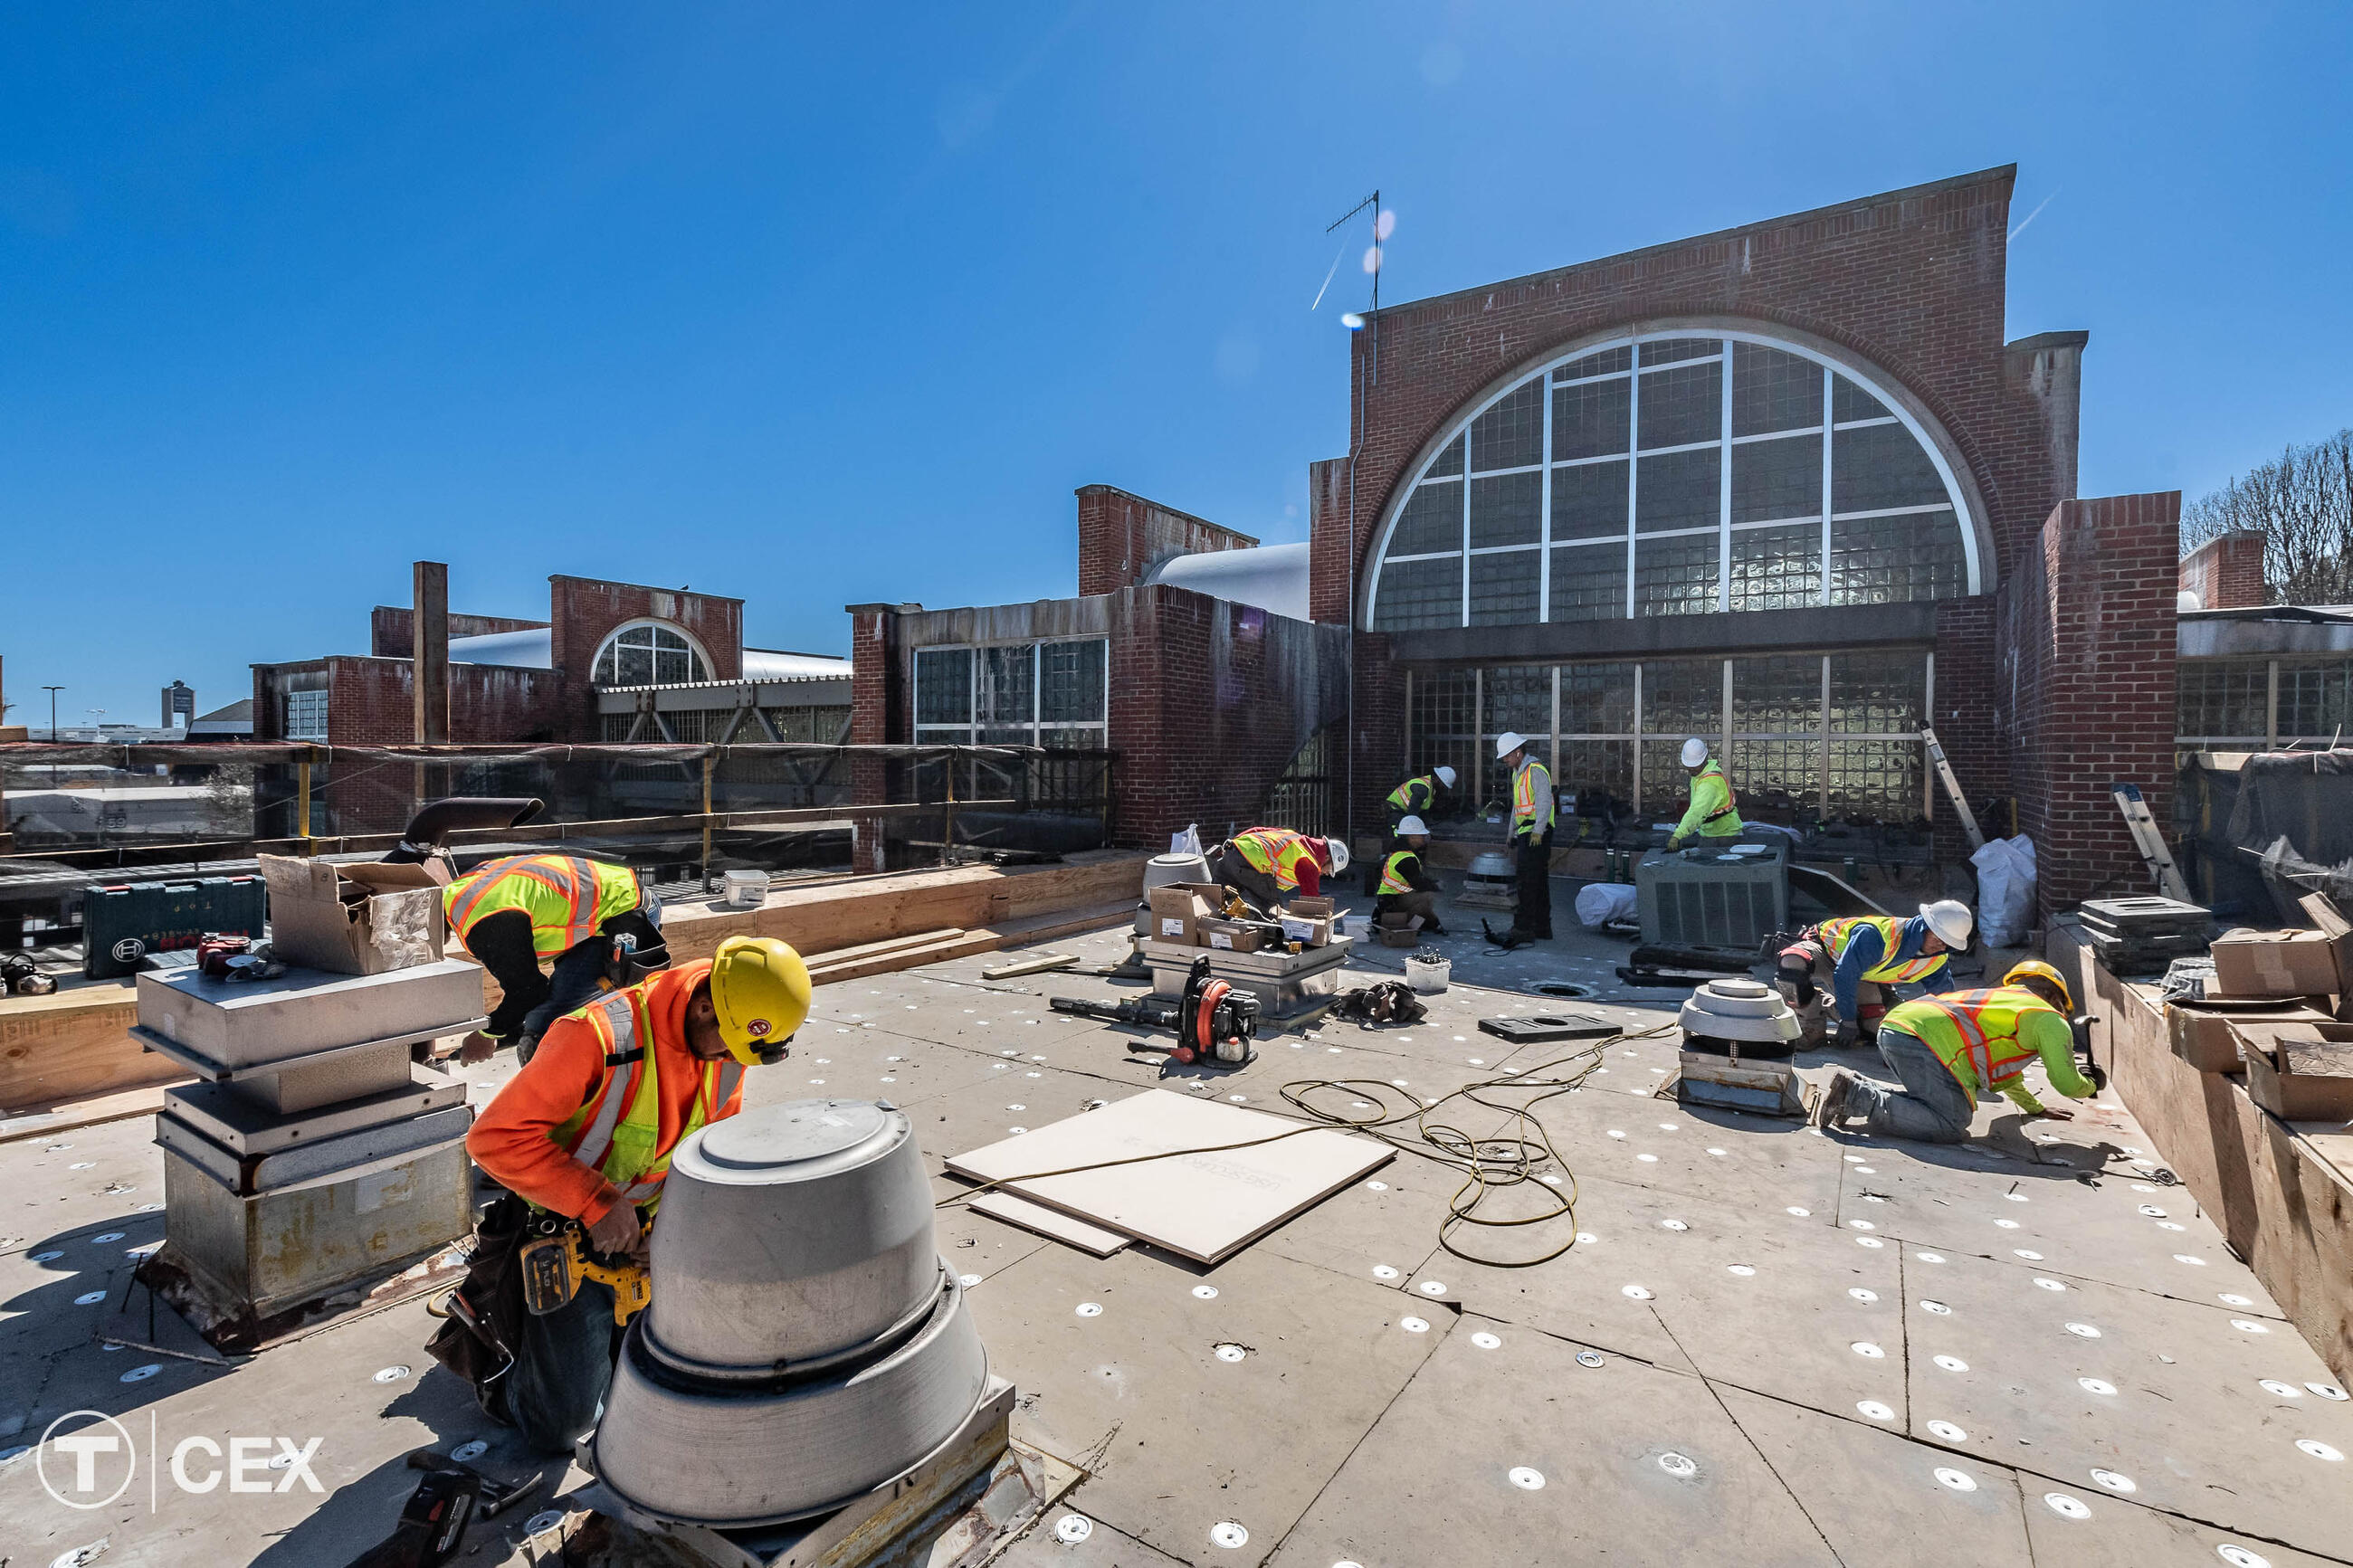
[
  {"left": 1404, "top": 955, "right": 1451, "bottom": 994},
  {"left": 1338, "top": 913, "right": 1372, "bottom": 941},
  {"left": 721, "top": 870, "right": 770, "bottom": 909}
]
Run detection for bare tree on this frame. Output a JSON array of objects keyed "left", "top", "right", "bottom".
[{"left": 2182, "top": 429, "right": 2353, "bottom": 603}]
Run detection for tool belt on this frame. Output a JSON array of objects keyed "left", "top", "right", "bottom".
[
  {"left": 424, "top": 1193, "right": 535, "bottom": 1421},
  {"left": 1701, "top": 804, "right": 1739, "bottom": 822}
]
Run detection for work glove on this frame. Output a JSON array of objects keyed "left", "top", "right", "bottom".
[
  {"left": 1833, "top": 1018, "right": 1861, "bottom": 1049},
  {"left": 1666, "top": 835, "right": 1684, "bottom": 852}
]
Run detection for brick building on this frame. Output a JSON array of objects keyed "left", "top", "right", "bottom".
[
  {"left": 250, "top": 573, "right": 850, "bottom": 832},
  {"left": 853, "top": 165, "right": 2210, "bottom": 915}
]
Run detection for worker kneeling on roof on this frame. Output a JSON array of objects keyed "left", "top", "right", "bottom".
[
  {"left": 1374, "top": 817, "right": 1447, "bottom": 936},
  {"left": 1776, "top": 900, "right": 1972, "bottom": 1049},
  {"left": 1666, "top": 737, "right": 1742, "bottom": 851},
  {"left": 1378, "top": 765, "right": 1456, "bottom": 887},
  {"left": 1812, "top": 960, "right": 2095, "bottom": 1145},
  {"left": 444, "top": 853, "right": 666, "bottom": 1064},
  {"left": 440, "top": 936, "right": 809, "bottom": 1453},
  {"left": 1207, "top": 826, "right": 1347, "bottom": 916}
]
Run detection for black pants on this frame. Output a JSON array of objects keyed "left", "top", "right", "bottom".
[
  {"left": 1208, "top": 845, "right": 1284, "bottom": 915},
  {"left": 1514, "top": 830, "right": 1554, "bottom": 937}
]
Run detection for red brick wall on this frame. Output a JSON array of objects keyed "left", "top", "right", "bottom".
[
  {"left": 1104, "top": 584, "right": 1349, "bottom": 848},
  {"left": 846, "top": 605, "right": 899, "bottom": 872},
  {"left": 370, "top": 607, "right": 548, "bottom": 659},
  {"left": 1077, "top": 486, "right": 1260, "bottom": 597},
  {"left": 2178, "top": 531, "right": 2266, "bottom": 611},
  {"left": 546, "top": 576, "right": 744, "bottom": 742},
  {"left": 1932, "top": 597, "right": 2006, "bottom": 856},
  {"left": 1999, "top": 492, "right": 2182, "bottom": 914}
]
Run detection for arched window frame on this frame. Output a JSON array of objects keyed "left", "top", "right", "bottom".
[
  {"left": 592, "top": 618, "right": 714, "bottom": 688},
  {"left": 1358, "top": 323, "right": 1993, "bottom": 630}
]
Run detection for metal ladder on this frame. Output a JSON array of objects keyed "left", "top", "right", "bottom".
[
  {"left": 2110, "top": 782, "right": 2191, "bottom": 900},
  {"left": 1920, "top": 728, "right": 1986, "bottom": 851}
]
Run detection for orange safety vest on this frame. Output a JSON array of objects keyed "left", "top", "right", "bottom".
[
  {"left": 1814, "top": 915, "right": 1948, "bottom": 985},
  {"left": 445, "top": 854, "right": 644, "bottom": 960},
  {"left": 1885, "top": 985, "right": 2059, "bottom": 1098},
  {"left": 547, "top": 984, "right": 743, "bottom": 1214},
  {"left": 1230, "top": 828, "right": 1322, "bottom": 893}
]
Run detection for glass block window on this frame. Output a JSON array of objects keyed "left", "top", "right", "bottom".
[
  {"left": 2175, "top": 661, "right": 2268, "bottom": 743},
  {"left": 594, "top": 621, "right": 710, "bottom": 687},
  {"left": 2275, "top": 660, "right": 2353, "bottom": 743},
  {"left": 1367, "top": 331, "right": 1977, "bottom": 627},
  {"left": 1548, "top": 542, "right": 1626, "bottom": 622},
  {"left": 1468, "top": 550, "right": 1541, "bottom": 627},
  {"left": 285, "top": 688, "right": 329, "bottom": 742},
  {"left": 913, "top": 639, "right": 1106, "bottom": 746},
  {"left": 1406, "top": 651, "right": 1931, "bottom": 822}
]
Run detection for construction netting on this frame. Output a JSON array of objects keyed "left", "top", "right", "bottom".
[
  {"left": 2177, "top": 748, "right": 2353, "bottom": 920},
  {"left": 0, "top": 740, "right": 1116, "bottom": 888}
]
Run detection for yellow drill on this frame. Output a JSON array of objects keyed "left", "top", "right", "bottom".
[{"left": 518, "top": 1219, "right": 652, "bottom": 1326}]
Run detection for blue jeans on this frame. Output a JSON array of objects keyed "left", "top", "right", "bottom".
[
  {"left": 502, "top": 1278, "right": 619, "bottom": 1454},
  {"left": 1843, "top": 1025, "right": 1977, "bottom": 1144},
  {"left": 517, "top": 898, "right": 664, "bottom": 1050}
]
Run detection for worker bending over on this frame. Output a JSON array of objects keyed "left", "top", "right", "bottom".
[
  {"left": 1666, "top": 738, "right": 1743, "bottom": 850},
  {"left": 459, "top": 936, "right": 810, "bottom": 1451},
  {"left": 1776, "top": 901, "right": 1972, "bottom": 1047},
  {"left": 1208, "top": 826, "right": 1347, "bottom": 915},
  {"left": 1489, "top": 733, "right": 1553, "bottom": 945},
  {"left": 446, "top": 853, "right": 664, "bottom": 1063},
  {"left": 1373, "top": 816, "right": 1446, "bottom": 936},
  {"left": 1813, "top": 960, "right": 2094, "bottom": 1144}
]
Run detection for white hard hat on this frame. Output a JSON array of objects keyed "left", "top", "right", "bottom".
[
  {"left": 1433, "top": 766, "right": 1457, "bottom": 788},
  {"left": 1396, "top": 815, "right": 1428, "bottom": 836},
  {"left": 1494, "top": 732, "right": 1529, "bottom": 760},
  {"left": 1680, "top": 737, "right": 1710, "bottom": 768},
  {"left": 1323, "top": 837, "right": 1350, "bottom": 874},
  {"left": 1920, "top": 899, "right": 1974, "bottom": 948}
]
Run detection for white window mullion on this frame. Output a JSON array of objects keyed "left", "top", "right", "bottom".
[
  {"left": 1624, "top": 347, "right": 1642, "bottom": 620},
  {"left": 1719, "top": 346, "right": 1734, "bottom": 612},
  {"left": 1461, "top": 427, "right": 1474, "bottom": 626},
  {"left": 1819, "top": 365, "right": 1834, "bottom": 605},
  {"left": 1539, "top": 366, "right": 1555, "bottom": 622}
]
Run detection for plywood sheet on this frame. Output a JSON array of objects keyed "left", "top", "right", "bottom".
[
  {"left": 970, "top": 1192, "right": 1130, "bottom": 1257},
  {"left": 947, "top": 1088, "right": 1392, "bottom": 1263}
]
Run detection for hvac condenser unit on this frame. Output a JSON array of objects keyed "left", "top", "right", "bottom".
[{"left": 1636, "top": 841, "right": 1789, "bottom": 953}]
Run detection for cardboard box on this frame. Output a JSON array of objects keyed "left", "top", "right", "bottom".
[
  {"left": 1147, "top": 883, "right": 1219, "bottom": 947},
  {"left": 260, "top": 855, "right": 449, "bottom": 975},
  {"left": 2235, "top": 1021, "right": 2353, "bottom": 1119},
  {"left": 1279, "top": 896, "right": 1336, "bottom": 947},
  {"left": 1198, "top": 917, "right": 1267, "bottom": 954},
  {"left": 1377, "top": 926, "right": 1423, "bottom": 948},
  {"left": 2209, "top": 927, "right": 2342, "bottom": 999},
  {"left": 2167, "top": 998, "right": 2332, "bottom": 1072},
  {"left": 2301, "top": 892, "right": 2353, "bottom": 993}
]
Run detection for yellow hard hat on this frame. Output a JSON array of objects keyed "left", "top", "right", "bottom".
[
  {"left": 2003, "top": 959, "right": 2073, "bottom": 1013},
  {"left": 708, "top": 936, "right": 813, "bottom": 1066}
]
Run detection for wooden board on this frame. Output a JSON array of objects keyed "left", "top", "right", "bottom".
[
  {"left": 0, "top": 983, "right": 191, "bottom": 1113},
  {"left": 969, "top": 1192, "right": 1131, "bottom": 1257},
  {"left": 947, "top": 1089, "right": 1393, "bottom": 1265}
]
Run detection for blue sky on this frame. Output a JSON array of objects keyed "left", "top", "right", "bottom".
[{"left": 3, "top": 3, "right": 2348, "bottom": 727}]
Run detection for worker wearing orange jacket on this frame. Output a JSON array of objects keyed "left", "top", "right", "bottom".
[{"left": 461, "top": 936, "right": 809, "bottom": 1451}]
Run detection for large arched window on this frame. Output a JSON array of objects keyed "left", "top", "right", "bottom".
[
  {"left": 1366, "top": 330, "right": 1983, "bottom": 631},
  {"left": 593, "top": 620, "right": 711, "bottom": 686}
]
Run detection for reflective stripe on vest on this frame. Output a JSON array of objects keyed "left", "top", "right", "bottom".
[
  {"left": 1511, "top": 760, "right": 1550, "bottom": 833},
  {"left": 1232, "top": 828, "right": 1318, "bottom": 891},
  {"left": 552, "top": 990, "right": 746, "bottom": 1208},
  {"left": 1696, "top": 760, "right": 1741, "bottom": 823},
  {"left": 445, "top": 854, "right": 641, "bottom": 959},
  {"left": 1815, "top": 915, "right": 1946, "bottom": 985},
  {"left": 1377, "top": 851, "right": 1419, "bottom": 897},
  {"left": 1386, "top": 775, "right": 1433, "bottom": 814},
  {"left": 1891, "top": 986, "right": 2053, "bottom": 1094}
]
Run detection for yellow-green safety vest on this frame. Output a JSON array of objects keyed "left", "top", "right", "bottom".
[
  {"left": 1511, "top": 758, "right": 1553, "bottom": 837},
  {"left": 1884, "top": 985, "right": 2062, "bottom": 1098},
  {"left": 1386, "top": 775, "right": 1438, "bottom": 815},
  {"left": 1377, "top": 851, "right": 1421, "bottom": 897},
  {"left": 445, "top": 854, "right": 644, "bottom": 960},
  {"left": 548, "top": 987, "right": 742, "bottom": 1214},
  {"left": 1815, "top": 915, "right": 1948, "bottom": 985},
  {"left": 1231, "top": 828, "right": 1320, "bottom": 892},
  {"left": 1678, "top": 759, "right": 1743, "bottom": 839}
]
